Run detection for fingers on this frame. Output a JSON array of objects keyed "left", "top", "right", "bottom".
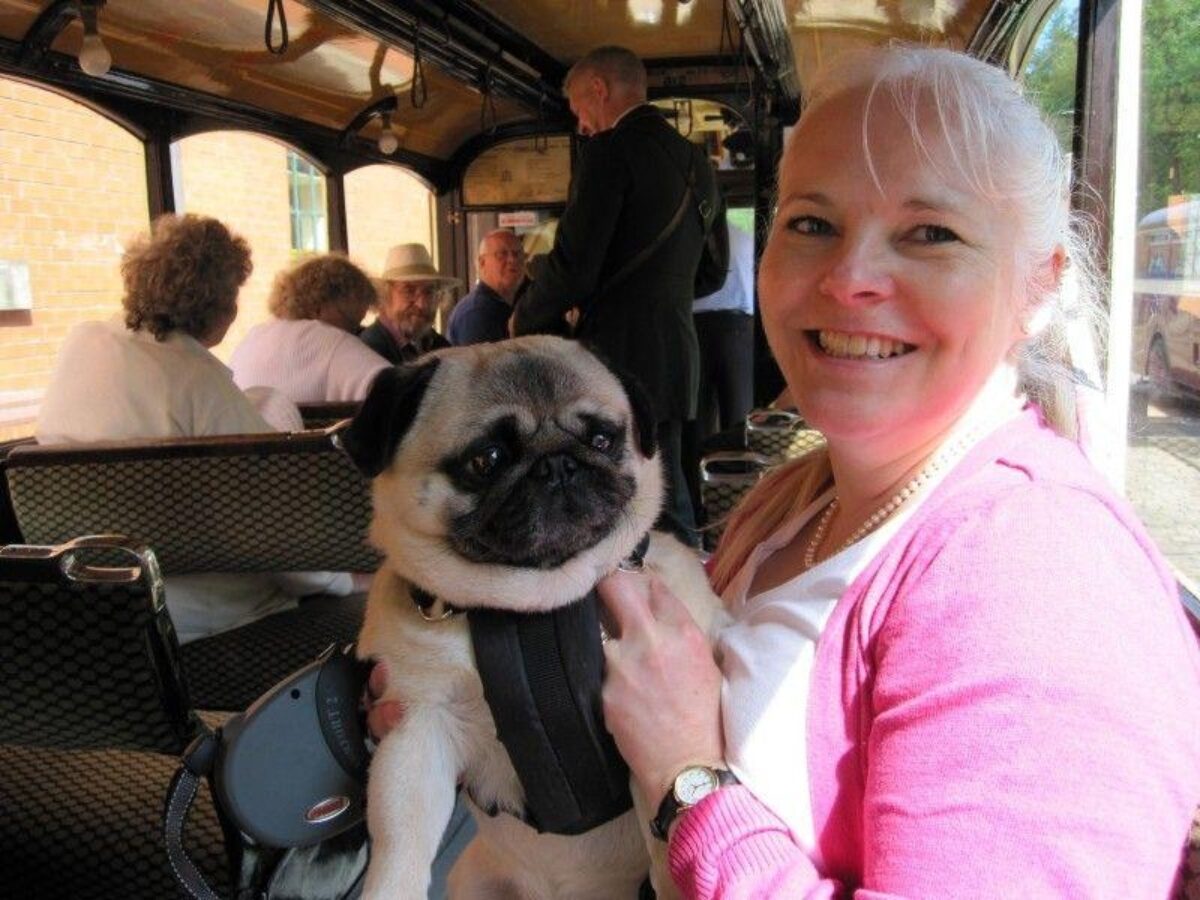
[
  {"left": 597, "top": 569, "right": 655, "bottom": 637},
  {"left": 367, "top": 660, "right": 389, "bottom": 701},
  {"left": 367, "top": 701, "right": 405, "bottom": 743},
  {"left": 363, "top": 660, "right": 405, "bottom": 742}
]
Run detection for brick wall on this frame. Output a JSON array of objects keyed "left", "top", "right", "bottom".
[
  {"left": 345, "top": 164, "right": 436, "bottom": 279},
  {"left": 0, "top": 80, "right": 435, "bottom": 441},
  {"left": 0, "top": 78, "right": 149, "bottom": 441}
]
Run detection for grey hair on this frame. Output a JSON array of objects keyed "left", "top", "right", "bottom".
[
  {"left": 796, "top": 45, "right": 1104, "bottom": 440},
  {"left": 565, "top": 46, "right": 647, "bottom": 101},
  {"left": 476, "top": 228, "right": 519, "bottom": 259}
]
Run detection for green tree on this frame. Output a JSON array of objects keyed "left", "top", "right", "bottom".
[
  {"left": 1023, "top": 1, "right": 1080, "bottom": 155},
  {"left": 1139, "top": 0, "right": 1200, "bottom": 216}
]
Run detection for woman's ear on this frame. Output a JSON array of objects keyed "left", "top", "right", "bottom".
[{"left": 1022, "top": 245, "right": 1067, "bottom": 336}]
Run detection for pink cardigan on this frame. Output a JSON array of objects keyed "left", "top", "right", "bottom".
[{"left": 671, "top": 409, "right": 1200, "bottom": 897}]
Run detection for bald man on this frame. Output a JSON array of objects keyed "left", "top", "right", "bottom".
[{"left": 447, "top": 230, "right": 525, "bottom": 346}]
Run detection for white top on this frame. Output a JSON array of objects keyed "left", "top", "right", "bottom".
[
  {"left": 716, "top": 393, "right": 1021, "bottom": 848},
  {"left": 36, "top": 318, "right": 275, "bottom": 444},
  {"left": 35, "top": 317, "right": 349, "bottom": 644},
  {"left": 694, "top": 222, "right": 754, "bottom": 316},
  {"left": 230, "top": 318, "right": 391, "bottom": 404},
  {"left": 718, "top": 490, "right": 919, "bottom": 849}
]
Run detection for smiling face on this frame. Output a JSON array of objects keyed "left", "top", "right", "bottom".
[{"left": 759, "top": 86, "right": 1030, "bottom": 463}]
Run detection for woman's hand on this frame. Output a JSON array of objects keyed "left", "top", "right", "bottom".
[{"left": 599, "top": 569, "right": 725, "bottom": 803}]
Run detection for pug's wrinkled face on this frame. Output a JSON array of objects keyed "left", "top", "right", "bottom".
[
  {"left": 340, "top": 335, "right": 663, "bottom": 612},
  {"left": 440, "top": 356, "right": 637, "bottom": 569}
]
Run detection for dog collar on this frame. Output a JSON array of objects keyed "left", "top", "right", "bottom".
[
  {"left": 410, "top": 584, "right": 461, "bottom": 621},
  {"left": 408, "top": 533, "right": 650, "bottom": 624}
]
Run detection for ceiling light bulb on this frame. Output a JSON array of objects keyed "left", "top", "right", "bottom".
[
  {"left": 378, "top": 129, "right": 400, "bottom": 155},
  {"left": 79, "top": 32, "right": 111, "bottom": 77},
  {"left": 377, "top": 112, "right": 399, "bottom": 154}
]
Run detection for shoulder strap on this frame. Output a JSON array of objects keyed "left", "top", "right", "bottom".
[{"left": 589, "top": 160, "right": 697, "bottom": 301}]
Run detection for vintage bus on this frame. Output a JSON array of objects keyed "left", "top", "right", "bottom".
[{"left": 0, "top": 0, "right": 1197, "bottom": 897}]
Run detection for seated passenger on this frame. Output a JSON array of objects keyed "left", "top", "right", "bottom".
[
  {"left": 35, "top": 213, "right": 351, "bottom": 643},
  {"left": 446, "top": 229, "right": 525, "bottom": 345},
  {"left": 230, "top": 254, "right": 389, "bottom": 403},
  {"left": 595, "top": 46, "right": 1200, "bottom": 896},
  {"left": 359, "top": 243, "right": 457, "bottom": 363}
]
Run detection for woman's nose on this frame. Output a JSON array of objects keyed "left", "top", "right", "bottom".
[{"left": 818, "top": 237, "right": 894, "bottom": 305}]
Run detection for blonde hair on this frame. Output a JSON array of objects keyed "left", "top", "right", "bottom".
[
  {"left": 709, "top": 45, "right": 1105, "bottom": 596},
  {"left": 268, "top": 254, "right": 377, "bottom": 321}
]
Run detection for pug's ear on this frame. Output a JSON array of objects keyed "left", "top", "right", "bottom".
[
  {"left": 337, "top": 359, "right": 440, "bottom": 477},
  {"left": 608, "top": 365, "right": 658, "bottom": 459}
]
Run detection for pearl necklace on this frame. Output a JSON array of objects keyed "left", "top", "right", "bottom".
[{"left": 802, "top": 426, "right": 986, "bottom": 570}]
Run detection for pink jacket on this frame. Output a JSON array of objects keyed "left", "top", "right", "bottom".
[{"left": 671, "top": 409, "right": 1200, "bottom": 897}]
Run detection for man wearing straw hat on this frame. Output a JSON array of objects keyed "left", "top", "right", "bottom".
[{"left": 360, "top": 243, "right": 458, "bottom": 365}]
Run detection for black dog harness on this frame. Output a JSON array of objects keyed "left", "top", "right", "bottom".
[{"left": 412, "top": 535, "right": 649, "bottom": 835}]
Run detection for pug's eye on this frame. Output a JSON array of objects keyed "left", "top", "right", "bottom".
[
  {"left": 468, "top": 445, "right": 506, "bottom": 478},
  {"left": 589, "top": 431, "right": 613, "bottom": 453}
]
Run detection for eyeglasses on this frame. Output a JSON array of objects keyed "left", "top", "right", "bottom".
[{"left": 486, "top": 249, "right": 525, "bottom": 260}]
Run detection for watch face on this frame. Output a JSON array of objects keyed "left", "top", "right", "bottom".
[{"left": 674, "top": 766, "right": 720, "bottom": 806}]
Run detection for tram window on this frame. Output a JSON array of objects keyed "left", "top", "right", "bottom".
[
  {"left": 286, "top": 151, "right": 328, "bottom": 254},
  {"left": 1124, "top": 0, "right": 1200, "bottom": 592},
  {"left": 344, "top": 164, "right": 436, "bottom": 289},
  {"left": 1018, "top": 0, "right": 1079, "bottom": 156},
  {"left": 0, "top": 77, "right": 149, "bottom": 442},
  {"left": 172, "top": 132, "right": 316, "bottom": 361}
]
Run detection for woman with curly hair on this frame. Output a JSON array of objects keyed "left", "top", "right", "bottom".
[
  {"left": 37, "top": 213, "right": 297, "bottom": 442},
  {"left": 36, "top": 214, "right": 349, "bottom": 643},
  {"left": 230, "top": 253, "right": 389, "bottom": 403}
]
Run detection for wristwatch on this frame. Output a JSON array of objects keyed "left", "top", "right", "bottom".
[{"left": 650, "top": 764, "right": 738, "bottom": 841}]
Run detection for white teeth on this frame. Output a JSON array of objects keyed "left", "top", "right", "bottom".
[{"left": 817, "top": 330, "right": 913, "bottom": 359}]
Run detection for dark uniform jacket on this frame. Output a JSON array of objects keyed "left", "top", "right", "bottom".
[
  {"left": 359, "top": 321, "right": 449, "bottom": 365},
  {"left": 512, "top": 104, "right": 719, "bottom": 422}
]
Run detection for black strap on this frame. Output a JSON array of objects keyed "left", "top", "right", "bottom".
[
  {"left": 468, "top": 589, "right": 632, "bottom": 835},
  {"left": 590, "top": 158, "right": 697, "bottom": 301},
  {"left": 164, "top": 732, "right": 222, "bottom": 900}
]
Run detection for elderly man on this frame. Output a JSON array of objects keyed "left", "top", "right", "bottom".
[
  {"left": 447, "top": 229, "right": 525, "bottom": 346},
  {"left": 512, "top": 45, "right": 724, "bottom": 544},
  {"left": 360, "top": 243, "right": 457, "bottom": 364}
]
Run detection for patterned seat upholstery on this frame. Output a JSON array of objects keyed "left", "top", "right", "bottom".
[
  {"left": 0, "top": 537, "right": 233, "bottom": 899},
  {"left": 5, "top": 427, "right": 379, "bottom": 574},
  {"left": 4, "top": 429, "right": 378, "bottom": 709}
]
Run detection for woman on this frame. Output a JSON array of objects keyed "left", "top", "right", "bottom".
[
  {"left": 230, "top": 253, "right": 390, "bottom": 403},
  {"left": 599, "top": 47, "right": 1200, "bottom": 895},
  {"left": 36, "top": 214, "right": 349, "bottom": 643},
  {"left": 36, "top": 213, "right": 298, "bottom": 441}
]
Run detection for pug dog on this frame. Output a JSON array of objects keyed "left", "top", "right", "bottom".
[{"left": 338, "top": 335, "right": 725, "bottom": 900}]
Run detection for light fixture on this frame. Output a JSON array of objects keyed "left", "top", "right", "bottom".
[
  {"left": 378, "top": 111, "right": 400, "bottom": 155},
  {"left": 77, "top": 0, "right": 111, "bottom": 77}
]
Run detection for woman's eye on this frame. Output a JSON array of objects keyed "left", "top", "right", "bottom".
[
  {"left": 784, "top": 215, "right": 834, "bottom": 236},
  {"left": 468, "top": 446, "right": 505, "bottom": 477},
  {"left": 590, "top": 432, "right": 613, "bottom": 453},
  {"left": 913, "top": 224, "right": 960, "bottom": 244}
]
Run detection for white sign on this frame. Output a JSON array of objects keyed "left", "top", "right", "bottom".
[{"left": 498, "top": 211, "right": 540, "bottom": 228}]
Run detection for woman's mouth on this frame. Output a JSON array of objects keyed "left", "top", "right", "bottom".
[{"left": 809, "top": 329, "right": 916, "bottom": 360}]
